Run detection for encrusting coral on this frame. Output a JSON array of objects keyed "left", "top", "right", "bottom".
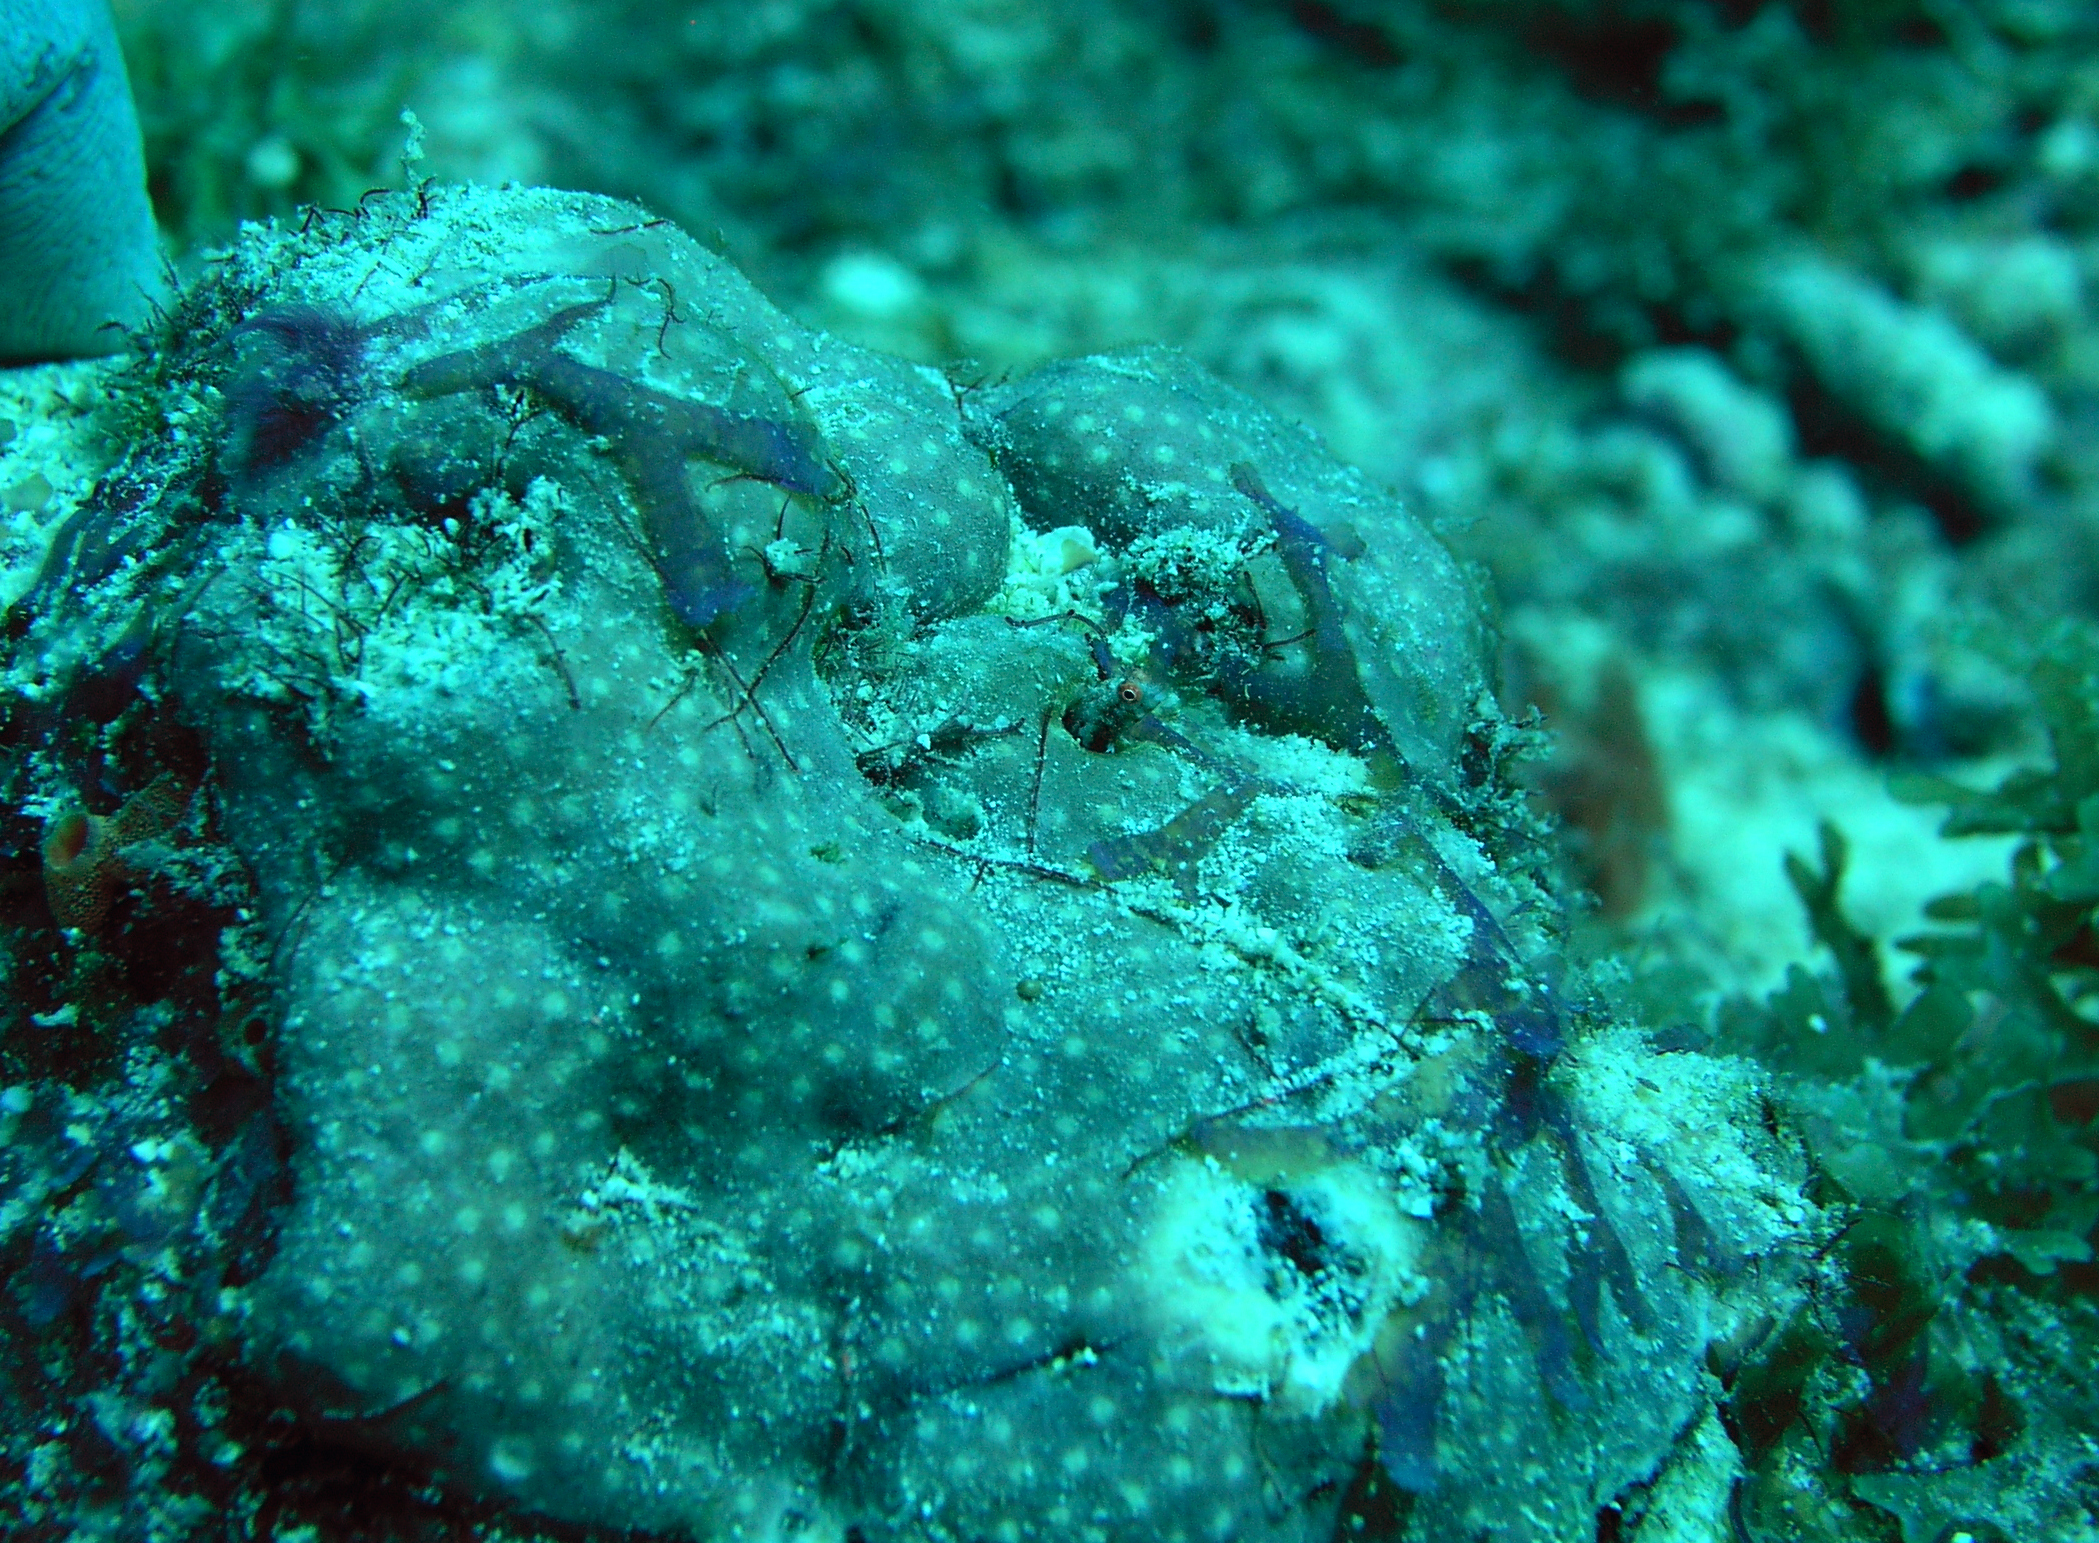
[{"left": 2, "top": 183, "right": 1827, "bottom": 1542}]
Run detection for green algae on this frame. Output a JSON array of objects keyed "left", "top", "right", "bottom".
[{"left": 1685, "top": 620, "right": 2099, "bottom": 1543}]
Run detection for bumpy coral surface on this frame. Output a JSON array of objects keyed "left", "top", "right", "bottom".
[{"left": 10, "top": 185, "right": 1824, "bottom": 1540}]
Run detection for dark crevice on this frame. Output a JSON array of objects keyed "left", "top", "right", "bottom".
[
  {"left": 1523, "top": 14, "right": 1682, "bottom": 111},
  {"left": 1287, "top": 0, "right": 1405, "bottom": 66},
  {"left": 1258, "top": 1188, "right": 1331, "bottom": 1277},
  {"left": 1785, "top": 376, "right": 1991, "bottom": 546},
  {"left": 1847, "top": 664, "right": 1897, "bottom": 759}
]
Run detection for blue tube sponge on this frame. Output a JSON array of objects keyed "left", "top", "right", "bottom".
[{"left": 0, "top": 0, "right": 163, "bottom": 361}]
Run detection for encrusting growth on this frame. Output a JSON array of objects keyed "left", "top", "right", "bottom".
[
  {"left": 42, "top": 772, "right": 194, "bottom": 933},
  {"left": 1, "top": 184, "right": 1824, "bottom": 1543}
]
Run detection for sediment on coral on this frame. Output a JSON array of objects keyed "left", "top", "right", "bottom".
[{"left": 0, "top": 182, "right": 1829, "bottom": 1543}]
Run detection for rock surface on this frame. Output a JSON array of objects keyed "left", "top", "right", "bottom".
[{"left": 12, "top": 183, "right": 1821, "bottom": 1541}]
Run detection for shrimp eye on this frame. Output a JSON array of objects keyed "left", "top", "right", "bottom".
[{"left": 1118, "top": 681, "right": 1143, "bottom": 704}]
